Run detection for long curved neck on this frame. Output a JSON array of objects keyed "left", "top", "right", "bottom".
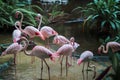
[
  {"left": 15, "top": 22, "right": 23, "bottom": 32},
  {"left": 15, "top": 22, "right": 19, "bottom": 30},
  {"left": 38, "top": 16, "right": 42, "bottom": 30},
  {"left": 19, "top": 12, "right": 23, "bottom": 24},
  {"left": 101, "top": 44, "right": 109, "bottom": 53},
  {"left": 20, "top": 37, "right": 32, "bottom": 56}
]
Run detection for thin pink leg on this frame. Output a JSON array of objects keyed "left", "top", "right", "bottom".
[
  {"left": 41, "top": 59, "right": 43, "bottom": 79},
  {"left": 43, "top": 59, "right": 50, "bottom": 80},
  {"left": 14, "top": 54, "right": 16, "bottom": 65},
  {"left": 60, "top": 55, "right": 64, "bottom": 76}
]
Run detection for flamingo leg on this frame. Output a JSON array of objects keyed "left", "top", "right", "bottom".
[
  {"left": 82, "top": 62, "right": 85, "bottom": 72},
  {"left": 88, "top": 61, "right": 96, "bottom": 79},
  {"left": 67, "top": 55, "right": 72, "bottom": 67},
  {"left": 82, "top": 62, "right": 85, "bottom": 80},
  {"left": 66, "top": 56, "right": 68, "bottom": 76},
  {"left": 86, "top": 61, "right": 89, "bottom": 80},
  {"left": 41, "top": 59, "right": 43, "bottom": 79},
  {"left": 31, "top": 56, "right": 35, "bottom": 64},
  {"left": 60, "top": 55, "right": 64, "bottom": 76},
  {"left": 14, "top": 54, "right": 17, "bottom": 65},
  {"left": 43, "top": 59, "right": 50, "bottom": 80}
]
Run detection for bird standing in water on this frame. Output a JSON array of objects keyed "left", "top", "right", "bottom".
[
  {"left": 36, "top": 14, "right": 58, "bottom": 48},
  {"left": 77, "top": 50, "right": 96, "bottom": 80},
  {"left": 98, "top": 41, "right": 120, "bottom": 54},
  {"left": 12, "top": 21, "right": 22, "bottom": 43},
  {"left": 21, "top": 37, "right": 55, "bottom": 80},
  {"left": 1, "top": 38, "right": 26, "bottom": 65}
]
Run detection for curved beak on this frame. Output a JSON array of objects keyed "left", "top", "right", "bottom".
[{"left": 77, "top": 59, "right": 83, "bottom": 65}]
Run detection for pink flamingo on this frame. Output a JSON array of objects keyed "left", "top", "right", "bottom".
[
  {"left": 12, "top": 21, "right": 22, "bottom": 43},
  {"left": 53, "top": 35, "right": 70, "bottom": 46},
  {"left": 53, "top": 36, "right": 79, "bottom": 49},
  {"left": 36, "top": 14, "right": 58, "bottom": 48},
  {"left": 22, "top": 37, "right": 55, "bottom": 80},
  {"left": 1, "top": 37, "right": 26, "bottom": 65},
  {"left": 15, "top": 11, "right": 45, "bottom": 40},
  {"left": 15, "top": 11, "right": 23, "bottom": 24},
  {"left": 77, "top": 50, "right": 96, "bottom": 80},
  {"left": 98, "top": 41, "right": 120, "bottom": 54},
  {"left": 53, "top": 36, "right": 80, "bottom": 64},
  {"left": 52, "top": 43, "right": 74, "bottom": 76}
]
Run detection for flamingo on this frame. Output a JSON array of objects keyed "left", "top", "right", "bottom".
[
  {"left": 15, "top": 11, "right": 23, "bottom": 24},
  {"left": 1, "top": 37, "right": 26, "bottom": 65},
  {"left": 12, "top": 21, "right": 22, "bottom": 43},
  {"left": 53, "top": 36, "right": 80, "bottom": 64},
  {"left": 36, "top": 14, "right": 58, "bottom": 48},
  {"left": 22, "top": 37, "right": 55, "bottom": 80},
  {"left": 53, "top": 35, "right": 70, "bottom": 46},
  {"left": 52, "top": 43, "right": 75, "bottom": 76},
  {"left": 15, "top": 11, "right": 45, "bottom": 40},
  {"left": 77, "top": 50, "right": 96, "bottom": 80},
  {"left": 53, "top": 35, "right": 79, "bottom": 49},
  {"left": 98, "top": 41, "right": 120, "bottom": 54}
]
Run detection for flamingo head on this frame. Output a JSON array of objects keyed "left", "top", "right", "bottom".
[
  {"left": 98, "top": 45, "right": 102, "bottom": 54},
  {"left": 35, "top": 14, "right": 42, "bottom": 21},
  {"left": 51, "top": 53, "right": 60, "bottom": 61},
  {"left": 1, "top": 51, "right": 6, "bottom": 56},
  {"left": 49, "top": 53, "right": 59, "bottom": 62},
  {"left": 77, "top": 58, "right": 83, "bottom": 65},
  {"left": 70, "top": 37, "right": 75, "bottom": 42},
  {"left": 52, "top": 30, "right": 58, "bottom": 36},
  {"left": 15, "top": 11, "right": 21, "bottom": 18}
]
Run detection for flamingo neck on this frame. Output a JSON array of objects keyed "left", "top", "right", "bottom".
[
  {"left": 38, "top": 16, "right": 42, "bottom": 30},
  {"left": 19, "top": 37, "right": 32, "bottom": 56},
  {"left": 19, "top": 12, "right": 23, "bottom": 24},
  {"left": 101, "top": 45, "right": 109, "bottom": 53}
]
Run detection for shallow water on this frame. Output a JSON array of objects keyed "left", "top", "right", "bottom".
[{"left": 0, "top": 23, "right": 110, "bottom": 80}]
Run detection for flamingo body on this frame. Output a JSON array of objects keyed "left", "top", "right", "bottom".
[
  {"left": 98, "top": 41, "right": 120, "bottom": 53},
  {"left": 2, "top": 43, "right": 23, "bottom": 55},
  {"left": 23, "top": 26, "right": 45, "bottom": 40},
  {"left": 12, "top": 21, "right": 22, "bottom": 43},
  {"left": 55, "top": 44, "right": 74, "bottom": 56},
  {"left": 53, "top": 35, "right": 70, "bottom": 46},
  {"left": 28, "top": 46, "right": 53, "bottom": 59},
  {"left": 1, "top": 43, "right": 24, "bottom": 64},
  {"left": 12, "top": 29, "right": 21, "bottom": 43},
  {"left": 40, "top": 26, "right": 58, "bottom": 39},
  {"left": 77, "top": 51, "right": 93, "bottom": 65}
]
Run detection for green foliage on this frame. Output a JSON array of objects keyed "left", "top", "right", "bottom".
[
  {"left": 0, "top": 0, "right": 44, "bottom": 28},
  {"left": 100, "top": 35, "right": 120, "bottom": 80},
  {"left": 85, "top": 0, "right": 120, "bottom": 30},
  {"left": 73, "top": 0, "right": 120, "bottom": 37}
]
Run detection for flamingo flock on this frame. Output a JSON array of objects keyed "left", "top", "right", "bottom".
[{"left": 2, "top": 11, "right": 120, "bottom": 80}]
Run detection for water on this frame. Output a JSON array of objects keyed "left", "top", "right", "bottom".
[{"left": 0, "top": 23, "right": 104, "bottom": 80}]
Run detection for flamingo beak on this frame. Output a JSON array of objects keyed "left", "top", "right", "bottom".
[
  {"left": 15, "top": 12, "right": 19, "bottom": 18},
  {"left": 1, "top": 52, "right": 6, "bottom": 56},
  {"left": 77, "top": 59, "right": 83, "bottom": 65},
  {"left": 97, "top": 48, "right": 101, "bottom": 54}
]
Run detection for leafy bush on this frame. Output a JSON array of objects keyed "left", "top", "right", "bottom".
[
  {"left": 0, "top": 0, "right": 44, "bottom": 28},
  {"left": 99, "top": 35, "right": 120, "bottom": 80},
  {"left": 73, "top": 0, "right": 120, "bottom": 38}
]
